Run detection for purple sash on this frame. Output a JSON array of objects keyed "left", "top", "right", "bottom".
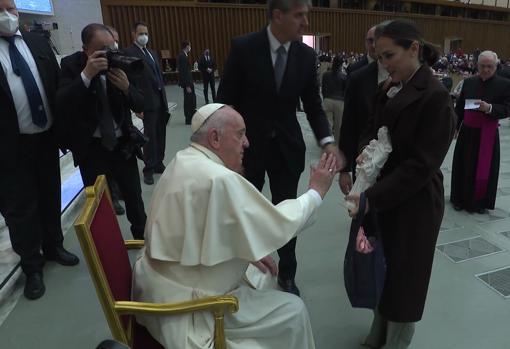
[{"left": 463, "top": 110, "right": 498, "bottom": 200}]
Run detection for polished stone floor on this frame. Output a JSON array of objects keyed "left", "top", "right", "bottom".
[{"left": 1, "top": 84, "right": 510, "bottom": 348}]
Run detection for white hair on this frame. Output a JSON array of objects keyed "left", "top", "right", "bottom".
[
  {"left": 478, "top": 50, "right": 499, "bottom": 65},
  {"left": 190, "top": 109, "right": 228, "bottom": 143}
]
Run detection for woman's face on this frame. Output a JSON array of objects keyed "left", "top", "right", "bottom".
[{"left": 376, "top": 36, "right": 420, "bottom": 83}]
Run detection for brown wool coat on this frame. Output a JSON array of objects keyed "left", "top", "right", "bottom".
[{"left": 361, "top": 65, "right": 456, "bottom": 322}]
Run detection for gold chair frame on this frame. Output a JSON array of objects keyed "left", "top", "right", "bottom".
[{"left": 74, "top": 175, "right": 239, "bottom": 348}]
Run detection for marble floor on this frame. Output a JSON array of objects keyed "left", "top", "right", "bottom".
[{"left": 0, "top": 84, "right": 510, "bottom": 348}]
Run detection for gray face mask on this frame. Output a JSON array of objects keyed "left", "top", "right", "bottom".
[
  {"left": 0, "top": 10, "right": 19, "bottom": 35},
  {"left": 136, "top": 34, "right": 148, "bottom": 46}
]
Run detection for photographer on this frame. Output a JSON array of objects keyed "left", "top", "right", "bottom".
[{"left": 56, "top": 23, "right": 147, "bottom": 239}]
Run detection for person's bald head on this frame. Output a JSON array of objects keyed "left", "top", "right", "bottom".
[
  {"left": 365, "top": 26, "right": 377, "bottom": 60},
  {"left": 191, "top": 106, "right": 249, "bottom": 173}
]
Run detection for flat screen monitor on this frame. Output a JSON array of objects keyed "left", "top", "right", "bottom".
[{"left": 15, "top": 0, "right": 54, "bottom": 16}]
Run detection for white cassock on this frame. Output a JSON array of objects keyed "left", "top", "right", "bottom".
[{"left": 133, "top": 143, "right": 322, "bottom": 349}]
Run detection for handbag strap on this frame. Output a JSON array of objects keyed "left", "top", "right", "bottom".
[{"left": 355, "top": 192, "right": 367, "bottom": 226}]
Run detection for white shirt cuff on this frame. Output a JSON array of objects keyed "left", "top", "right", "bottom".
[
  {"left": 306, "top": 189, "right": 322, "bottom": 207},
  {"left": 319, "top": 136, "right": 335, "bottom": 147},
  {"left": 81, "top": 71, "right": 91, "bottom": 88}
]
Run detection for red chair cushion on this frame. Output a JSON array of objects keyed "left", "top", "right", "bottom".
[{"left": 90, "top": 193, "right": 133, "bottom": 328}]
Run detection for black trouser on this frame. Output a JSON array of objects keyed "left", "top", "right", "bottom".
[
  {"left": 0, "top": 132, "right": 64, "bottom": 275},
  {"left": 244, "top": 140, "right": 301, "bottom": 281},
  {"left": 142, "top": 92, "right": 167, "bottom": 175},
  {"left": 108, "top": 177, "right": 122, "bottom": 201},
  {"left": 202, "top": 74, "right": 216, "bottom": 104},
  {"left": 79, "top": 138, "right": 147, "bottom": 239},
  {"left": 183, "top": 85, "right": 196, "bottom": 123}
]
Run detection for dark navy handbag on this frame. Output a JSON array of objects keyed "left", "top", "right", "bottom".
[{"left": 343, "top": 192, "right": 386, "bottom": 309}]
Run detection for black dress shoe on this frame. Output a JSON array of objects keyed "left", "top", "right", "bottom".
[
  {"left": 277, "top": 277, "right": 301, "bottom": 297},
  {"left": 143, "top": 173, "right": 154, "bottom": 185},
  {"left": 113, "top": 199, "right": 125, "bottom": 215},
  {"left": 45, "top": 246, "right": 79, "bottom": 266},
  {"left": 155, "top": 164, "right": 166, "bottom": 174},
  {"left": 24, "top": 272, "right": 45, "bottom": 300}
]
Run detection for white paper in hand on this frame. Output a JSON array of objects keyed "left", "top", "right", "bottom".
[{"left": 464, "top": 99, "right": 480, "bottom": 110}]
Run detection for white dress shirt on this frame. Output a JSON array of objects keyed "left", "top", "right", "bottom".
[
  {"left": 266, "top": 26, "right": 334, "bottom": 146},
  {"left": 0, "top": 30, "right": 53, "bottom": 134}
]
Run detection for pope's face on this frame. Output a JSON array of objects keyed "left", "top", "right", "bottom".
[{"left": 217, "top": 109, "right": 249, "bottom": 174}]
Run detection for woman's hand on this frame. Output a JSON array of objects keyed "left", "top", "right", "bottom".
[{"left": 345, "top": 192, "right": 369, "bottom": 217}]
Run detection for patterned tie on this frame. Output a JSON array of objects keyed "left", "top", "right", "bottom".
[
  {"left": 142, "top": 47, "right": 164, "bottom": 89},
  {"left": 2, "top": 35, "right": 47, "bottom": 127},
  {"left": 274, "top": 45, "right": 287, "bottom": 92}
]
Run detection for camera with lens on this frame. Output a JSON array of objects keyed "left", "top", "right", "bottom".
[
  {"left": 102, "top": 47, "right": 144, "bottom": 75},
  {"left": 119, "top": 125, "right": 149, "bottom": 160}
]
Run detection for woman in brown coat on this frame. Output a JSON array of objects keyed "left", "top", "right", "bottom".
[{"left": 347, "top": 20, "right": 456, "bottom": 348}]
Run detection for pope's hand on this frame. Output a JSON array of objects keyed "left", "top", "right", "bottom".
[
  {"left": 309, "top": 153, "right": 337, "bottom": 199},
  {"left": 251, "top": 255, "right": 278, "bottom": 276},
  {"left": 323, "top": 144, "right": 346, "bottom": 172}
]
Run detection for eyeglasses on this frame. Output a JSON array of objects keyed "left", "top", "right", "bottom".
[{"left": 478, "top": 64, "right": 496, "bottom": 69}]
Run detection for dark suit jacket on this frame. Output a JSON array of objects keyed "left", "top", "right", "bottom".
[
  {"left": 56, "top": 51, "right": 144, "bottom": 165},
  {"left": 339, "top": 61, "right": 378, "bottom": 172},
  {"left": 123, "top": 44, "right": 168, "bottom": 113},
  {"left": 0, "top": 31, "right": 60, "bottom": 170},
  {"left": 198, "top": 54, "right": 216, "bottom": 79},
  {"left": 177, "top": 51, "right": 193, "bottom": 88},
  {"left": 362, "top": 66, "right": 455, "bottom": 322},
  {"left": 346, "top": 55, "right": 369, "bottom": 76},
  {"left": 217, "top": 28, "right": 331, "bottom": 174}
]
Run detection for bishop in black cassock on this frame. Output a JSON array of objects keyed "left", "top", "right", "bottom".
[{"left": 451, "top": 55, "right": 510, "bottom": 212}]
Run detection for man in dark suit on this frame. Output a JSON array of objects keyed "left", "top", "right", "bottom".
[
  {"left": 57, "top": 23, "right": 147, "bottom": 240},
  {"left": 338, "top": 25, "right": 386, "bottom": 195},
  {"left": 198, "top": 48, "right": 216, "bottom": 104},
  {"left": 124, "top": 21, "right": 169, "bottom": 185},
  {"left": 177, "top": 41, "right": 196, "bottom": 124},
  {"left": 0, "top": 0, "right": 79, "bottom": 300},
  {"left": 217, "top": 0, "right": 342, "bottom": 296},
  {"left": 346, "top": 26, "right": 376, "bottom": 76}
]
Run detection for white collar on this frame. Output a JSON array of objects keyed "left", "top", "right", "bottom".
[
  {"left": 183, "top": 50, "right": 188, "bottom": 57},
  {"left": 190, "top": 143, "right": 225, "bottom": 167},
  {"left": 367, "top": 55, "right": 375, "bottom": 64},
  {"left": 267, "top": 25, "right": 291, "bottom": 54}
]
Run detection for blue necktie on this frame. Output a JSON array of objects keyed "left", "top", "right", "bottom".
[
  {"left": 142, "top": 47, "right": 164, "bottom": 89},
  {"left": 3, "top": 36, "right": 47, "bottom": 128}
]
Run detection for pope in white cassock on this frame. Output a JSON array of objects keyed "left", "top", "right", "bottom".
[{"left": 132, "top": 103, "right": 337, "bottom": 349}]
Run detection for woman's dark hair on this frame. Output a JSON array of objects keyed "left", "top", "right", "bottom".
[
  {"left": 375, "top": 19, "right": 440, "bottom": 66},
  {"left": 331, "top": 55, "right": 343, "bottom": 73}
]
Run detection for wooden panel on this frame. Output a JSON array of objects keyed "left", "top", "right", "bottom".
[{"left": 100, "top": 0, "right": 510, "bottom": 74}]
